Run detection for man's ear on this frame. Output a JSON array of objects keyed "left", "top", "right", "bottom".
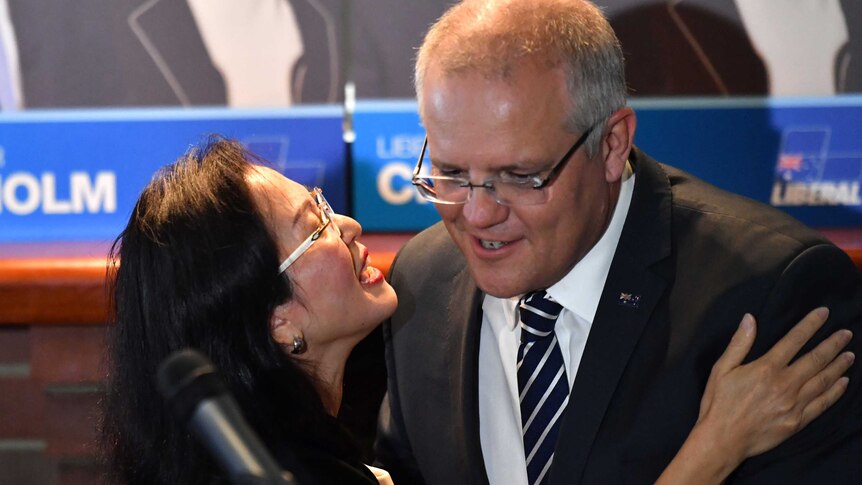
[{"left": 601, "top": 107, "right": 636, "bottom": 183}]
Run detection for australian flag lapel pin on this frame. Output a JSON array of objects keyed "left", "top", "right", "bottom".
[{"left": 618, "top": 292, "right": 641, "bottom": 309}]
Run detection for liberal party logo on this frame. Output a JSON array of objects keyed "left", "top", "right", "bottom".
[{"left": 771, "top": 127, "right": 862, "bottom": 207}]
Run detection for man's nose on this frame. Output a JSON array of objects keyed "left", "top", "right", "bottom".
[{"left": 461, "top": 187, "right": 508, "bottom": 228}]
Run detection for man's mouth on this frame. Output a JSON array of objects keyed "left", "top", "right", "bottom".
[{"left": 480, "top": 239, "right": 508, "bottom": 250}]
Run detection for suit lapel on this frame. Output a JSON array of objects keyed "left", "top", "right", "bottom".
[
  {"left": 444, "top": 265, "right": 490, "bottom": 485},
  {"left": 128, "top": 0, "right": 225, "bottom": 106},
  {"left": 288, "top": 0, "right": 340, "bottom": 103},
  {"left": 550, "top": 148, "right": 673, "bottom": 483}
]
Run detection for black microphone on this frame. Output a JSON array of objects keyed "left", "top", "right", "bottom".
[{"left": 157, "top": 348, "right": 299, "bottom": 485}]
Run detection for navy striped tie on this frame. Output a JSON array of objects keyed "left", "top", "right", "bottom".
[{"left": 517, "top": 290, "right": 568, "bottom": 485}]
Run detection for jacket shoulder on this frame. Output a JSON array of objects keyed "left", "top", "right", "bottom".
[
  {"left": 389, "top": 222, "right": 466, "bottom": 283},
  {"left": 658, "top": 160, "right": 831, "bottom": 249}
]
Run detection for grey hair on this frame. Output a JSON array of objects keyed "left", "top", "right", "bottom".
[{"left": 414, "top": 0, "right": 627, "bottom": 157}]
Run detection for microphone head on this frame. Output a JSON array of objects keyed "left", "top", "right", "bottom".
[{"left": 157, "top": 348, "right": 228, "bottom": 423}]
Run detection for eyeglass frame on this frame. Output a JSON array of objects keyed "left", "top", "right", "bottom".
[
  {"left": 277, "top": 187, "right": 340, "bottom": 275},
  {"left": 410, "top": 125, "right": 595, "bottom": 206}
]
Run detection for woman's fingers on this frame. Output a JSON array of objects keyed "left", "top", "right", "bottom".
[
  {"left": 799, "top": 376, "right": 850, "bottom": 430},
  {"left": 712, "top": 313, "right": 757, "bottom": 375},
  {"left": 754, "top": 332, "right": 854, "bottom": 447},
  {"left": 796, "top": 349, "right": 855, "bottom": 410},
  {"left": 789, "top": 328, "right": 853, "bottom": 383},
  {"left": 697, "top": 308, "right": 854, "bottom": 462},
  {"left": 764, "top": 307, "right": 831, "bottom": 365}
]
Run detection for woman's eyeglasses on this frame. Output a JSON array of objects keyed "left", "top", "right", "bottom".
[{"left": 277, "top": 187, "right": 340, "bottom": 275}]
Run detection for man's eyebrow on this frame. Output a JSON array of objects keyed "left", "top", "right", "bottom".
[
  {"left": 432, "top": 158, "right": 547, "bottom": 173},
  {"left": 497, "top": 160, "right": 548, "bottom": 172},
  {"left": 428, "top": 157, "right": 460, "bottom": 170}
]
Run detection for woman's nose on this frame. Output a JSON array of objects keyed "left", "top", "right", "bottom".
[{"left": 333, "top": 213, "right": 361, "bottom": 244}]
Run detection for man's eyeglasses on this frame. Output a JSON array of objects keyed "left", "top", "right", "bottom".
[
  {"left": 411, "top": 126, "right": 594, "bottom": 206},
  {"left": 277, "top": 187, "right": 340, "bottom": 275}
]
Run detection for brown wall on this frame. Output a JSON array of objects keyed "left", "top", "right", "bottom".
[{"left": 0, "top": 247, "right": 111, "bottom": 485}]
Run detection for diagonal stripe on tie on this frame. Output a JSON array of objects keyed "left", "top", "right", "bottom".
[
  {"left": 519, "top": 337, "right": 556, "bottom": 399},
  {"left": 517, "top": 289, "right": 568, "bottom": 485}
]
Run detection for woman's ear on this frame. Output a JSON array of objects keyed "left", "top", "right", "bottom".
[{"left": 270, "top": 302, "right": 299, "bottom": 346}]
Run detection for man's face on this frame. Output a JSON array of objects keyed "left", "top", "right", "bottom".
[{"left": 421, "top": 62, "right": 620, "bottom": 298}]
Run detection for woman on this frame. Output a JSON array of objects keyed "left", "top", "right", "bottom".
[
  {"left": 102, "top": 137, "right": 852, "bottom": 484},
  {"left": 103, "top": 136, "right": 394, "bottom": 484}
]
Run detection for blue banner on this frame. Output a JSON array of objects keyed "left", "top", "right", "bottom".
[
  {"left": 352, "top": 101, "right": 440, "bottom": 231},
  {"left": 635, "top": 97, "right": 862, "bottom": 227},
  {"left": 351, "top": 97, "right": 862, "bottom": 231},
  {"left": 0, "top": 107, "right": 345, "bottom": 242}
]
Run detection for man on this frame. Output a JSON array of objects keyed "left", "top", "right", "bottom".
[
  {"left": 6, "top": 0, "right": 340, "bottom": 108},
  {"left": 375, "top": 0, "right": 862, "bottom": 483}
]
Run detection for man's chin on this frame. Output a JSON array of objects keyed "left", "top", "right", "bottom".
[{"left": 472, "top": 269, "right": 529, "bottom": 299}]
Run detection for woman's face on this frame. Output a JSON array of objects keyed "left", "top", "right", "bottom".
[{"left": 247, "top": 166, "right": 397, "bottom": 359}]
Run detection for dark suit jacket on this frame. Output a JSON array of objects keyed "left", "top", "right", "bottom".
[
  {"left": 274, "top": 440, "right": 379, "bottom": 485},
  {"left": 375, "top": 147, "right": 862, "bottom": 484},
  {"left": 350, "top": 0, "right": 454, "bottom": 99},
  {"left": 838, "top": 0, "right": 862, "bottom": 92},
  {"left": 9, "top": 0, "right": 340, "bottom": 108}
]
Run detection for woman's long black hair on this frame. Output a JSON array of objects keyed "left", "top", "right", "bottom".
[{"left": 101, "top": 137, "right": 360, "bottom": 484}]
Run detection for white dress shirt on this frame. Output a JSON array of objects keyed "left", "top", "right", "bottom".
[
  {"left": 186, "top": 0, "right": 304, "bottom": 107},
  {"left": 0, "top": 0, "right": 22, "bottom": 110},
  {"left": 478, "top": 163, "right": 635, "bottom": 485},
  {"left": 735, "top": 0, "right": 848, "bottom": 95}
]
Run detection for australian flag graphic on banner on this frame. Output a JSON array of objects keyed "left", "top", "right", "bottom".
[{"left": 772, "top": 127, "right": 862, "bottom": 207}]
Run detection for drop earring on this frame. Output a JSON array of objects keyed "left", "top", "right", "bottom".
[{"left": 290, "top": 335, "right": 307, "bottom": 355}]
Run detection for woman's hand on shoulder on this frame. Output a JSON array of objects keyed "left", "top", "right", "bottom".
[{"left": 658, "top": 307, "right": 854, "bottom": 484}]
